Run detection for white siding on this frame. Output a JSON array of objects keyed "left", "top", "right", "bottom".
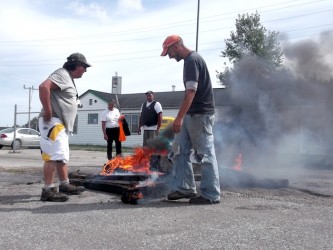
[
  {"left": 70, "top": 92, "right": 179, "bottom": 147},
  {"left": 70, "top": 93, "right": 106, "bottom": 145}
]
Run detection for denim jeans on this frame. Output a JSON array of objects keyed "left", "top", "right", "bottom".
[{"left": 170, "top": 114, "right": 220, "bottom": 201}]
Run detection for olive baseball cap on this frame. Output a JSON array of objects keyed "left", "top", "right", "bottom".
[
  {"left": 67, "top": 53, "right": 91, "bottom": 67},
  {"left": 160, "top": 35, "right": 181, "bottom": 56}
]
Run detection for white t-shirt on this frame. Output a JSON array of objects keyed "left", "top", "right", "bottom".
[
  {"left": 40, "top": 68, "right": 77, "bottom": 132},
  {"left": 140, "top": 101, "right": 163, "bottom": 130},
  {"left": 101, "top": 108, "right": 120, "bottom": 128}
]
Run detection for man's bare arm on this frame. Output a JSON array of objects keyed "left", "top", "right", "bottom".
[
  {"left": 173, "top": 89, "right": 195, "bottom": 133},
  {"left": 39, "top": 80, "right": 59, "bottom": 122}
]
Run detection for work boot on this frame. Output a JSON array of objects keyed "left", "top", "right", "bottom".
[
  {"left": 167, "top": 191, "right": 196, "bottom": 200},
  {"left": 40, "top": 187, "right": 69, "bottom": 202},
  {"left": 189, "top": 196, "right": 220, "bottom": 205},
  {"left": 59, "top": 184, "right": 85, "bottom": 195}
]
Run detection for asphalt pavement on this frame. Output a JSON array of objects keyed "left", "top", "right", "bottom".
[{"left": 0, "top": 148, "right": 332, "bottom": 250}]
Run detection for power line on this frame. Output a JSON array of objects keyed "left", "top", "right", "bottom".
[
  {"left": 0, "top": 8, "right": 331, "bottom": 50},
  {"left": 0, "top": 17, "right": 331, "bottom": 64},
  {"left": 0, "top": 2, "right": 330, "bottom": 68},
  {"left": 0, "top": 30, "right": 331, "bottom": 68},
  {"left": 0, "top": 24, "right": 331, "bottom": 67},
  {"left": 0, "top": 0, "right": 328, "bottom": 45}
]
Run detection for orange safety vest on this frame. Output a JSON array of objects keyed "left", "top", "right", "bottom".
[{"left": 118, "top": 116, "right": 126, "bottom": 142}]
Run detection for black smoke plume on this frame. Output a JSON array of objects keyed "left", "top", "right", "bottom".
[{"left": 214, "top": 31, "right": 333, "bottom": 172}]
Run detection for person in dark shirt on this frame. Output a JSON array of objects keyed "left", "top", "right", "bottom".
[
  {"left": 160, "top": 35, "right": 220, "bottom": 205},
  {"left": 138, "top": 90, "right": 163, "bottom": 147}
]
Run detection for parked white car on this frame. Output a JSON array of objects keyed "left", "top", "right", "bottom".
[{"left": 0, "top": 128, "right": 40, "bottom": 149}]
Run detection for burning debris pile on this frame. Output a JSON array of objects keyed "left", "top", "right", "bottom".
[
  {"left": 70, "top": 146, "right": 172, "bottom": 204},
  {"left": 69, "top": 143, "right": 288, "bottom": 205},
  {"left": 69, "top": 127, "right": 176, "bottom": 204},
  {"left": 100, "top": 147, "right": 167, "bottom": 175},
  {"left": 219, "top": 163, "right": 289, "bottom": 189},
  {"left": 217, "top": 152, "right": 289, "bottom": 189}
]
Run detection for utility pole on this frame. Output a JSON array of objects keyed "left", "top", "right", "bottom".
[
  {"left": 23, "top": 85, "right": 37, "bottom": 128},
  {"left": 196, "top": 0, "right": 200, "bottom": 52}
]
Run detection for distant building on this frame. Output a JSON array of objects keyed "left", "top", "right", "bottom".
[{"left": 70, "top": 88, "right": 230, "bottom": 147}]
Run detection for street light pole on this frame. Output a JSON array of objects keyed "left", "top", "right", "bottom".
[
  {"left": 196, "top": 0, "right": 200, "bottom": 52},
  {"left": 23, "top": 85, "right": 36, "bottom": 128}
]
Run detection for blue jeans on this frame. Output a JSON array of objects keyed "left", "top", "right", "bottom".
[{"left": 169, "top": 114, "right": 220, "bottom": 201}]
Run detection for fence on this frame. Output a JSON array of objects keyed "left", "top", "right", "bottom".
[{"left": 10, "top": 104, "right": 40, "bottom": 153}]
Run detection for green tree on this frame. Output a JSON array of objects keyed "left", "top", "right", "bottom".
[
  {"left": 23, "top": 116, "right": 39, "bottom": 130},
  {"left": 217, "top": 11, "right": 283, "bottom": 85}
]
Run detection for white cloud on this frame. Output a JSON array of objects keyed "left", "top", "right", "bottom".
[
  {"left": 116, "top": 0, "right": 144, "bottom": 15},
  {"left": 67, "top": 1, "right": 110, "bottom": 23}
]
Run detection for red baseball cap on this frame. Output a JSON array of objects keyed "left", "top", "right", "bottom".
[{"left": 160, "top": 35, "right": 181, "bottom": 56}]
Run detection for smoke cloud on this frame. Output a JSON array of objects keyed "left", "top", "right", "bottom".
[{"left": 214, "top": 31, "right": 333, "bottom": 177}]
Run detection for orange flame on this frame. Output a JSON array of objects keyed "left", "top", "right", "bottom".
[
  {"left": 233, "top": 153, "right": 243, "bottom": 171},
  {"left": 100, "top": 147, "right": 167, "bottom": 175}
]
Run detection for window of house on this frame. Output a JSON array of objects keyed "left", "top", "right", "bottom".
[
  {"left": 88, "top": 113, "right": 98, "bottom": 124},
  {"left": 124, "top": 113, "right": 139, "bottom": 132},
  {"left": 73, "top": 115, "right": 78, "bottom": 134},
  {"left": 89, "top": 99, "right": 92, "bottom": 105}
]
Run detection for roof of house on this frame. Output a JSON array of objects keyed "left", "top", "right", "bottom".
[{"left": 80, "top": 87, "right": 231, "bottom": 110}]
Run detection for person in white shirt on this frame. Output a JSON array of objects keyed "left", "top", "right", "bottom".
[
  {"left": 138, "top": 90, "right": 163, "bottom": 147},
  {"left": 101, "top": 100, "right": 122, "bottom": 160}
]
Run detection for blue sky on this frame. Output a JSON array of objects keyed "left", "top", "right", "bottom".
[{"left": 0, "top": 0, "right": 332, "bottom": 127}]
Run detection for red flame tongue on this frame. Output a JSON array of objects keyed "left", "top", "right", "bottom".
[
  {"left": 233, "top": 153, "right": 243, "bottom": 171},
  {"left": 100, "top": 147, "right": 167, "bottom": 175}
]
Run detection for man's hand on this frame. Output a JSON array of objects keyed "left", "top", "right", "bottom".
[
  {"left": 43, "top": 111, "right": 52, "bottom": 123},
  {"left": 104, "top": 134, "right": 108, "bottom": 141},
  {"left": 173, "top": 117, "right": 183, "bottom": 133},
  {"left": 173, "top": 89, "right": 195, "bottom": 134}
]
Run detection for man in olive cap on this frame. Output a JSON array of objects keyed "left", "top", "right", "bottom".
[
  {"left": 39, "top": 52, "right": 91, "bottom": 202},
  {"left": 161, "top": 35, "right": 221, "bottom": 205}
]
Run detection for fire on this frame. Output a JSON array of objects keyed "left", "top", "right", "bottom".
[
  {"left": 100, "top": 147, "right": 167, "bottom": 175},
  {"left": 233, "top": 153, "right": 243, "bottom": 171}
]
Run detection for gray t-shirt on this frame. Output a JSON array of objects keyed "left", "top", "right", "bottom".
[
  {"left": 41, "top": 68, "right": 78, "bottom": 132},
  {"left": 183, "top": 51, "right": 215, "bottom": 115}
]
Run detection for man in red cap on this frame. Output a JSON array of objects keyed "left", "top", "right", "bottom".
[{"left": 161, "top": 35, "right": 221, "bottom": 205}]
